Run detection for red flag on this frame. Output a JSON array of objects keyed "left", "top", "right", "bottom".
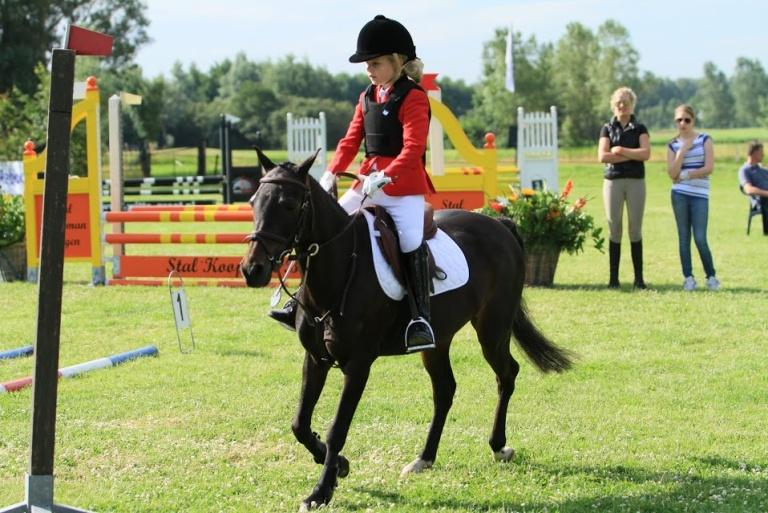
[{"left": 64, "top": 25, "right": 113, "bottom": 56}]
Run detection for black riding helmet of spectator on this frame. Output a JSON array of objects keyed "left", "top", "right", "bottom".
[{"left": 348, "top": 15, "right": 417, "bottom": 63}]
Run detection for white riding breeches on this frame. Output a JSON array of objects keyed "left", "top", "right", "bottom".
[{"left": 339, "top": 186, "right": 425, "bottom": 253}]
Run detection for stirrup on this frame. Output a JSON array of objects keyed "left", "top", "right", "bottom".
[{"left": 404, "top": 318, "right": 435, "bottom": 353}]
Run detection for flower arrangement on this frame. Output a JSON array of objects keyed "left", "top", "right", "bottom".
[
  {"left": 475, "top": 180, "right": 604, "bottom": 255},
  {"left": 0, "top": 193, "right": 25, "bottom": 248}
]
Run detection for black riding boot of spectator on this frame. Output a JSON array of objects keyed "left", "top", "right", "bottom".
[
  {"left": 608, "top": 241, "right": 621, "bottom": 288},
  {"left": 268, "top": 298, "right": 297, "bottom": 331},
  {"left": 631, "top": 240, "right": 647, "bottom": 289},
  {"left": 404, "top": 244, "right": 435, "bottom": 352}
]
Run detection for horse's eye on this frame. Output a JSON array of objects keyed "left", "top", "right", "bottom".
[{"left": 279, "top": 197, "right": 300, "bottom": 211}]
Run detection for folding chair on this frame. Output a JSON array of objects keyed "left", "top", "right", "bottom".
[{"left": 740, "top": 185, "right": 763, "bottom": 235}]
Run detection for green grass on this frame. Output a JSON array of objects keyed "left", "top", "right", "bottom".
[{"left": 2, "top": 155, "right": 767, "bottom": 512}]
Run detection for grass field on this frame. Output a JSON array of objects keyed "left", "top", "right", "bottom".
[{"left": 1, "top": 151, "right": 767, "bottom": 512}]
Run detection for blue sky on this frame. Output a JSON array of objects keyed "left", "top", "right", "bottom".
[{"left": 135, "top": 0, "right": 768, "bottom": 84}]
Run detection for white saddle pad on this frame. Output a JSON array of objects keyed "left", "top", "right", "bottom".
[{"left": 361, "top": 209, "right": 469, "bottom": 300}]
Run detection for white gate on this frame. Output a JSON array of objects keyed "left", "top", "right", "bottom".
[
  {"left": 517, "top": 106, "right": 559, "bottom": 192},
  {"left": 287, "top": 112, "right": 327, "bottom": 179}
]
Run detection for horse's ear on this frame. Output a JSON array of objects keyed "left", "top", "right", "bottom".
[
  {"left": 254, "top": 146, "right": 276, "bottom": 172},
  {"left": 297, "top": 148, "right": 321, "bottom": 178}
]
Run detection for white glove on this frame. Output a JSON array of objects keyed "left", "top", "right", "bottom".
[
  {"left": 319, "top": 170, "right": 335, "bottom": 191},
  {"left": 362, "top": 170, "right": 392, "bottom": 196}
]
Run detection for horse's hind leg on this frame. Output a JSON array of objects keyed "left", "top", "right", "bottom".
[
  {"left": 401, "top": 342, "right": 456, "bottom": 476},
  {"left": 473, "top": 316, "right": 520, "bottom": 462},
  {"left": 291, "top": 352, "right": 350, "bottom": 478}
]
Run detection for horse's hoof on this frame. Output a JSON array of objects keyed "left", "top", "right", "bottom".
[
  {"left": 299, "top": 500, "right": 325, "bottom": 512},
  {"left": 400, "top": 457, "right": 433, "bottom": 477},
  {"left": 338, "top": 455, "right": 350, "bottom": 478},
  {"left": 493, "top": 446, "right": 515, "bottom": 462}
]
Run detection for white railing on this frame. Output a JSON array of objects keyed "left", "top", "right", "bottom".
[
  {"left": 517, "top": 106, "right": 559, "bottom": 192},
  {"left": 287, "top": 112, "right": 327, "bottom": 179}
]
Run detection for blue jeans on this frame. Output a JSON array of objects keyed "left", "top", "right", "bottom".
[{"left": 671, "top": 191, "right": 716, "bottom": 278}]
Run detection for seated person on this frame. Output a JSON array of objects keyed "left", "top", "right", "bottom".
[{"left": 738, "top": 140, "right": 768, "bottom": 235}]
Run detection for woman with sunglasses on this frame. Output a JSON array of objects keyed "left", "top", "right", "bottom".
[
  {"left": 667, "top": 104, "right": 719, "bottom": 291},
  {"left": 598, "top": 87, "right": 651, "bottom": 289}
]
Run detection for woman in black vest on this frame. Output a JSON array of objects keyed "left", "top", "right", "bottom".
[{"left": 597, "top": 87, "right": 651, "bottom": 289}]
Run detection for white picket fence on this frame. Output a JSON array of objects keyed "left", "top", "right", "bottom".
[
  {"left": 517, "top": 106, "right": 559, "bottom": 192},
  {"left": 287, "top": 112, "right": 327, "bottom": 179}
]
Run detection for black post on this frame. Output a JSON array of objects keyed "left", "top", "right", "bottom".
[
  {"left": 1, "top": 47, "right": 95, "bottom": 513},
  {"left": 29, "top": 47, "right": 75, "bottom": 477},
  {"left": 196, "top": 139, "right": 206, "bottom": 176},
  {"left": 219, "top": 115, "right": 230, "bottom": 203}
]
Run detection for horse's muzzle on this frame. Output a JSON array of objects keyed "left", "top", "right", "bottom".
[
  {"left": 240, "top": 259, "right": 273, "bottom": 288},
  {"left": 240, "top": 242, "right": 274, "bottom": 288}
]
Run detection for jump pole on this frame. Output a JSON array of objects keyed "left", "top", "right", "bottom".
[
  {"left": 0, "top": 345, "right": 34, "bottom": 360},
  {"left": 1, "top": 24, "right": 113, "bottom": 513},
  {"left": 0, "top": 346, "right": 158, "bottom": 395}
]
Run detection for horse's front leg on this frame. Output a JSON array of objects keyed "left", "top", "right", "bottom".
[
  {"left": 300, "top": 360, "right": 371, "bottom": 511},
  {"left": 291, "top": 352, "right": 350, "bottom": 477}
]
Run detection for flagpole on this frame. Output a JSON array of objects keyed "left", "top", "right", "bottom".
[{"left": 505, "top": 25, "right": 515, "bottom": 94}]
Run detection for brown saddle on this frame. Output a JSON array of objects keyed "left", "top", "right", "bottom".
[{"left": 366, "top": 204, "right": 446, "bottom": 288}]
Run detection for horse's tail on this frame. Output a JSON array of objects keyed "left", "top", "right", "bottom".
[
  {"left": 496, "top": 217, "right": 573, "bottom": 373},
  {"left": 512, "top": 300, "right": 573, "bottom": 373},
  {"left": 498, "top": 217, "right": 524, "bottom": 251}
]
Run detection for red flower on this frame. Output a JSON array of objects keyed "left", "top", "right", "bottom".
[
  {"left": 490, "top": 201, "right": 504, "bottom": 213},
  {"left": 561, "top": 179, "right": 574, "bottom": 200},
  {"left": 574, "top": 197, "right": 587, "bottom": 210}
]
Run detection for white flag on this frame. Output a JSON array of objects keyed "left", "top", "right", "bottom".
[{"left": 505, "top": 25, "right": 515, "bottom": 93}]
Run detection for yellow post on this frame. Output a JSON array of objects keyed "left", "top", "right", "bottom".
[
  {"left": 22, "top": 76, "right": 105, "bottom": 284},
  {"left": 426, "top": 96, "right": 502, "bottom": 207}
]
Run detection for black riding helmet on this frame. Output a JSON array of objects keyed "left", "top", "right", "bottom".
[{"left": 348, "top": 15, "right": 417, "bottom": 63}]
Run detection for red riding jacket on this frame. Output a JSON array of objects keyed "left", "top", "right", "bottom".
[{"left": 328, "top": 82, "right": 435, "bottom": 196}]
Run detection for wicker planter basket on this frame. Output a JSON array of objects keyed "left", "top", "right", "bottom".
[
  {"left": 0, "top": 241, "right": 27, "bottom": 282},
  {"left": 524, "top": 245, "right": 560, "bottom": 286}
]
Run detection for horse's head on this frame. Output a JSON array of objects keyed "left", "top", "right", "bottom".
[{"left": 240, "top": 148, "right": 320, "bottom": 288}]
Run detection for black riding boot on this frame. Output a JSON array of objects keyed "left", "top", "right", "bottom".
[
  {"left": 268, "top": 298, "right": 297, "bottom": 331},
  {"left": 631, "top": 240, "right": 647, "bottom": 289},
  {"left": 403, "top": 244, "right": 435, "bottom": 352},
  {"left": 608, "top": 241, "right": 621, "bottom": 289}
]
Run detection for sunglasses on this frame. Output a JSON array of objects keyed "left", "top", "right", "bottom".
[{"left": 675, "top": 117, "right": 692, "bottom": 124}]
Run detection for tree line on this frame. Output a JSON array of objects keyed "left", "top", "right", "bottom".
[{"left": 1, "top": 1, "right": 767, "bottom": 162}]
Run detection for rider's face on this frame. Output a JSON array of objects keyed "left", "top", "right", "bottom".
[{"left": 365, "top": 56, "right": 397, "bottom": 87}]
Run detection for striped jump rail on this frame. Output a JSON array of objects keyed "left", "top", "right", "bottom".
[
  {"left": 110, "top": 186, "right": 223, "bottom": 196},
  {"left": 104, "top": 233, "right": 249, "bottom": 244},
  {"left": 104, "top": 175, "right": 225, "bottom": 186},
  {"left": 0, "top": 345, "right": 159, "bottom": 394},
  {"left": 104, "top": 210, "right": 253, "bottom": 223},
  {"left": 0, "top": 345, "right": 33, "bottom": 360},
  {"left": 127, "top": 204, "right": 252, "bottom": 212}
]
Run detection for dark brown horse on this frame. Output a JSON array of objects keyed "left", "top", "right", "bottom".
[{"left": 240, "top": 150, "right": 572, "bottom": 511}]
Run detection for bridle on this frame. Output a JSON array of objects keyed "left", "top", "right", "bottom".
[
  {"left": 247, "top": 174, "right": 312, "bottom": 265},
  {"left": 246, "top": 172, "right": 361, "bottom": 324}
]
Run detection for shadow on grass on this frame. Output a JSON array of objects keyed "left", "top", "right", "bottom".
[
  {"left": 342, "top": 455, "right": 767, "bottom": 513},
  {"left": 213, "top": 348, "right": 266, "bottom": 358}
]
